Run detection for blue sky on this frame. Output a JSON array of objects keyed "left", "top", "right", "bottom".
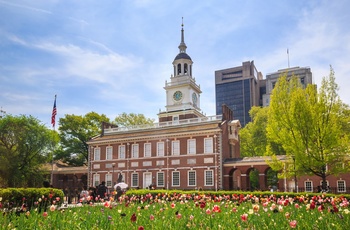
[{"left": 1, "top": 0, "right": 350, "bottom": 128}]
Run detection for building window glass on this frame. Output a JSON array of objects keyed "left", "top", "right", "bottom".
[
  {"left": 118, "top": 145, "right": 125, "bottom": 159},
  {"left": 131, "top": 173, "right": 139, "bottom": 187},
  {"left": 204, "top": 138, "right": 213, "bottom": 153},
  {"left": 106, "top": 146, "right": 113, "bottom": 160},
  {"left": 172, "top": 171, "right": 180, "bottom": 187},
  {"left": 157, "top": 172, "right": 164, "bottom": 187},
  {"left": 131, "top": 144, "right": 139, "bottom": 158},
  {"left": 157, "top": 142, "right": 164, "bottom": 156},
  {"left": 172, "top": 140, "right": 180, "bottom": 155},
  {"left": 337, "top": 180, "right": 346, "bottom": 193},
  {"left": 188, "top": 171, "right": 196, "bottom": 186},
  {"left": 205, "top": 170, "right": 214, "bottom": 186},
  {"left": 105, "top": 174, "right": 112, "bottom": 187},
  {"left": 144, "top": 143, "right": 151, "bottom": 157},
  {"left": 187, "top": 139, "right": 196, "bottom": 154},
  {"left": 93, "top": 174, "right": 100, "bottom": 187},
  {"left": 305, "top": 181, "right": 313, "bottom": 192},
  {"left": 94, "top": 148, "right": 100, "bottom": 161}
]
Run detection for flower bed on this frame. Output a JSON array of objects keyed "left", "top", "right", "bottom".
[{"left": 1, "top": 191, "right": 349, "bottom": 229}]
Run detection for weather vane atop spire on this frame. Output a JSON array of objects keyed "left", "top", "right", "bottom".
[{"left": 182, "top": 17, "right": 184, "bottom": 27}]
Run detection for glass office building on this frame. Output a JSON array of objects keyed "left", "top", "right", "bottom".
[{"left": 215, "top": 61, "right": 263, "bottom": 127}]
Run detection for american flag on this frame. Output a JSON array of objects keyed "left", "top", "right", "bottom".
[{"left": 51, "top": 95, "right": 57, "bottom": 128}]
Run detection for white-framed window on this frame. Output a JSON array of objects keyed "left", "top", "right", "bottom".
[
  {"left": 106, "top": 174, "right": 112, "bottom": 187},
  {"left": 131, "top": 173, "right": 139, "bottom": 187},
  {"left": 204, "top": 138, "right": 213, "bottom": 153},
  {"left": 157, "top": 142, "right": 164, "bottom": 156},
  {"left": 188, "top": 170, "right": 196, "bottom": 186},
  {"left": 93, "top": 174, "right": 100, "bottom": 187},
  {"left": 205, "top": 170, "right": 214, "bottom": 186},
  {"left": 106, "top": 146, "right": 113, "bottom": 160},
  {"left": 131, "top": 144, "right": 139, "bottom": 158},
  {"left": 118, "top": 145, "right": 125, "bottom": 159},
  {"left": 157, "top": 172, "right": 165, "bottom": 187},
  {"left": 94, "top": 147, "right": 101, "bottom": 161},
  {"left": 144, "top": 143, "right": 151, "bottom": 157},
  {"left": 172, "top": 140, "right": 180, "bottom": 155},
  {"left": 172, "top": 171, "right": 180, "bottom": 187},
  {"left": 337, "top": 180, "right": 346, "bottom": 193},
  {"left": 305, "top": 181, "right": 313, "bottom": 192},
  {"left": 173, "top": 116, "right": 179, "bottom": 124},
  {"left": 187, "top": 139, "right": 196, "bottom": 154}
]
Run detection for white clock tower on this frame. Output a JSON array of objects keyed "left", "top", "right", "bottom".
[{"left": 158, "top": 21, "right": 204, "bottom": 122}]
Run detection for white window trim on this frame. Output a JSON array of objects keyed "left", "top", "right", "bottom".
[
  {"left": 131, "top": 144, "right": 139, "bottom": 158},
  {"left": 204, "top": 138, "right": 213, "bottom": 154},
  {"left": 157, "top": 172, "right": 165, "bottom": 187},
  {"left": 337, "top": 180, "right": 346, "bottom": 193},
  {"left": 94, "top": 147, "right": 101, "bottom": 161},
  {"left": 105, "top": 174, "right": 112, "bottom": 187},
  {"left": 106, "top": 146, "right": 113, "bottom": 160},
  {"left": 204, "top": 170, "right": 214, "bottom": 186},
  {"left": 188, "top": 170, "right": 196, "bottom": 186},
  {"left": 144, "top": 143, "right": 151, "bottom": 158},
  {"left": 304, "top": 181, "right": 313, "bottom": 192},
  {"left": 131, "top": 173, "right": 139, "bottom": 187},
  {"left": 118, "top": 145, "right": 125, "bottom": 159},
  {"left": 172, "top": 171, "right": 180, "bottom": 187},
  {"left": 187, "top": 139, "right": 196, "bottom": 154},
  {"left": 172, "top": 140, "right": 180, "bottom": 155},
  {"left": 93, "top": 174, "right": 100, "bottom": 187},
  {"left": 157, "top": 142, "right": 165, "bottom": 156}
]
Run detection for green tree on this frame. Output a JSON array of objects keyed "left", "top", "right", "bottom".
[
  {"left": 240, "top": 107, "right": 268, "bottom": 157},
  {"left": 57, "top": 112, "right": 110, "bottom": 166},
  {"left": 266, "top": 67, "right": 349, "bottom": 190},
  {"left": 240, "top": 106, "right": 284, "bottom": 157},
  {"left": 0, "top": 115, "right": 55, "bottom": 187},
  {"left": 114, "top": 112, "right": 155, "bottom": 127}
]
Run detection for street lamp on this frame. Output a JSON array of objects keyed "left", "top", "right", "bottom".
[
  {"left": 112, "top": 163, "right": 116, "bottom": 187},
  {"left": 291, "top": 155, "right": 298, "bottom": 192}
]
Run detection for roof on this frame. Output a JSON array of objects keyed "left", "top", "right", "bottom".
[{"left": 174, "top": 52, "right": 192, "bottom": 61}]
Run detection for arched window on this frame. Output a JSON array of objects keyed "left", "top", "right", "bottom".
[
  {"left": 184, "top": 63, "right": 188, "bottom": 74},
  {"left": 177, "top": 64, "right": 181, "bottom": 75}
]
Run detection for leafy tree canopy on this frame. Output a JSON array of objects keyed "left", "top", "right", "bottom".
[
  {"left": 0, "top": 114, "right": 56, "bottom": 187},
  {"left": 266, "top": 67, "right": 349, "bottom": 189},
  {"left": 114, "top": 112, "right": 155, "bottom": 127},
  {"left": 57, "top": 112, "right": 110, "bottom": 166}
]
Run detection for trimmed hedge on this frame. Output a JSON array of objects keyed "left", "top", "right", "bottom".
[{"left": 0, "top": 188, "right": 64, "bottom": 212}]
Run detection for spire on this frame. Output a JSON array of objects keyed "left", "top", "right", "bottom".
[{"left": 178, "top": 17, "right": 187, "bottom": 53}]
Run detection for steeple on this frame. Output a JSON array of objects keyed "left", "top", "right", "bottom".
[
  {"left": 158, "top": 18, "right": 203, "bottom": 122},
  {"left": 178, "top": 17, "right": 187, "bottom": 53},
  {"left": 174, "top": 18, "right": 192, "bottom": 62}
]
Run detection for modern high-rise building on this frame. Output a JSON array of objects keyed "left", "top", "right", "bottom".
[
  {"left": 215, "top": 64, "right": 312, "bottom": 127},
  {"left": 215, "top": 61, "right": 264, "bottom": 127},
  {"left": 262, "top": 66, "right": 313, "bottom": 107}
]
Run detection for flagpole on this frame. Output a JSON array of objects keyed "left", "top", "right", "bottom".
[{"left": 51, "top": 95, "right": 57, "bottom": 187}]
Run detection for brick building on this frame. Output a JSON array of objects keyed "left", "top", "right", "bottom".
[{"left": 87, "top": 23, "right": 241, "bottom": 191}]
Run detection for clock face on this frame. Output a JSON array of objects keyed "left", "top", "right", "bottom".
[
  {"left": 192, "top": 92, "right": 197, "bottom": 105},
  {"left": 173, "top": 91, "right": 183, "bottom": 101}
]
